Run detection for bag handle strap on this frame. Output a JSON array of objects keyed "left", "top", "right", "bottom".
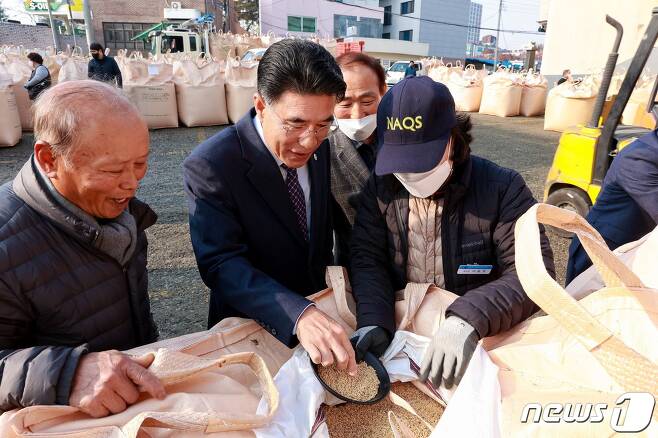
[
  {"left": 121, "top": 350, "right": 279, "bottom": 436},
  {"left": 515, "top": 204, "right": 657, "bottom": 399},
  {"left": 396, "top": 283, "right": 435, "bottom": 331},
  {"left": 325, "top": 266, "right": 357, "bottom": 329},
  {"left": 16, "top": 351, "right": 279, "bottom": 437}
]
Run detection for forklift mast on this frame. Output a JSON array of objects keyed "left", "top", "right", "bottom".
[{"left": 593, "top": 7, "right": 658, "bottom": 185}]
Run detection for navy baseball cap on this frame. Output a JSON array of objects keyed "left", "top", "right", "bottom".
[{"left": 375, "top": 76, "right": 457, "bottom": 176}]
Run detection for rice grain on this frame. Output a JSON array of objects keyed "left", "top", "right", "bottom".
[
  {"left": 324, "top": 382, "right": 444, "bottom": 438},
  {"left": 317, "top": 361, "right": 379, "bottom": 402}
]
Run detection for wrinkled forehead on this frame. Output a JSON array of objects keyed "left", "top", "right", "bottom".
[
  {"left": 271, "top": 92, "right": 336, "bottom": 123},
  {"left": 73, "top": 108, "right": 148, "bottom": 158}
]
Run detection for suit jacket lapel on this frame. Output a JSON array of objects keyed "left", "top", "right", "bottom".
[
  {"left": 335, "top": 131, "right": 370, "bottom": 186},
  {"left": 237, "top": 110, "right": 307, "bottom": 248}
]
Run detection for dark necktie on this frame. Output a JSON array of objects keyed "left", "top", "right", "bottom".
[{"left": 281, "top": 163, "right": 308, "bottom": 241}]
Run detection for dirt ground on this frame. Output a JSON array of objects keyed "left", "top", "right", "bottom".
[{"left": 0, "top": 113, "right": 565, "bottom": 339}]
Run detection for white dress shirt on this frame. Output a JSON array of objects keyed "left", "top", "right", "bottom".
[
  {"left": 253, "top": 114, "right": 315, "bottom": 334},
  {"left": 253, "top": 115, "right": 311, "bottom": 232}
]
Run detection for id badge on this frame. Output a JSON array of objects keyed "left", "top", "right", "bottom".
[{"left": 457, "top": 264, "right": 493, "bottom": 275}]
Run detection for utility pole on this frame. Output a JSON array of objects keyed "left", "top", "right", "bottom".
[
  {"left": 83, "top": 0, "right": 94, "bottom": 51},
  {"left": 46, "top": 0, "right": 60, "bottom": 52},
  {"left": 258, "top": 0, "right": 262, "bottom": 35},
  {"left": 67, "top": 0, "right": 77, "bottom": 50},
  {"left": 493, "top": 0, "right": 503, "bottom": 70}
]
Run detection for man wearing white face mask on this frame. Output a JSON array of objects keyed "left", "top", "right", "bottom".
[
  {"left": 349, "top": 76, "right": 555, "bottom": 389},
  {"left": 329, "top": 53, "right": 387, "bottom": 267}
]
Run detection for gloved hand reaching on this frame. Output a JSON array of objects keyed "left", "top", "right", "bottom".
[
  {"left": 350, "top": 326, "right": 391, "bottom": 362},
  {"left": 419, "top": 316, "right": 478, "bottom": 389}
]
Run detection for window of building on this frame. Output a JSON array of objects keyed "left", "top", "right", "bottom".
[
  {"left": 189, "top": 36, "right": 197, "bottom": 51},
  {"left": 384, "top": 6, "right": 392, "bottom": 25},
  {"left": 288, "top": 16, "right": 316, "bottom": 32},
  {"left": 303, "top": 17, "right": 316, "bottom": 32},
  {"left": 103, "top": 22, "right": 154, "bottom": 51},
  {"left": 400, "top": 0, "right": 414, "bottom": 15},
  {"left": 399, "top": 29, "right": 413, "bottom": 41},
  {"left": 382, "top": 32, "right": 390, "bottom": 39},
  {"left": 334, "top": 15, "right": 382, "bottom": 38}
]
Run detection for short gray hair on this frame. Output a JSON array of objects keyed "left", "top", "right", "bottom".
[{"left": 33, "top": 80, "right": 141, "bottom": 163}]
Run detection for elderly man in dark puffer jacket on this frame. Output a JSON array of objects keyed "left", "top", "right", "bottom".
[{"left": 0, "top": 80, "right": 165, "bottom": 418}]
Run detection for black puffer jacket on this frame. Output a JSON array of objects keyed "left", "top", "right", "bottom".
[
  {"left": 350, "top": 155, "right": 555, "bottom": 339},
  {"left": 0, "top": 159, "right": 158, "bottom": 411}
]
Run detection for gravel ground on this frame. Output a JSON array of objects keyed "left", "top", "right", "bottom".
[{"left": 0, "top": 114, "right": 565, "bottom": 339}]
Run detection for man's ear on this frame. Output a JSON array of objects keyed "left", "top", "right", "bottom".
[
  {"left": 253, "top": 93, "right": 266, "bottom": 119},
  {"left": 34, "top": 141, "right": 60, "bottom": 178}
]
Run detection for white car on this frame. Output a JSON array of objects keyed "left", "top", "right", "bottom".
[
  {"left": 241, "top": 48, "right": 267, "bottom": 62},
  {"left": 386, "top": 61, "right": 422, "bottom": 86}
]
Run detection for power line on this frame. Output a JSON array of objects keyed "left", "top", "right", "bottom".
[{"left": 341, "top": 1, "right": 544, "bottom": 35}]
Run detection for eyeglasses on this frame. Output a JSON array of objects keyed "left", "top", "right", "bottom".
[{"left": 267, "top": 104, "right": 335, "bottom": 140}]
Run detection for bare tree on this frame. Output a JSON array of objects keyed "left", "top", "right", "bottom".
[{"left": 233, "top": 0, "right": 258, "bottom": 33}]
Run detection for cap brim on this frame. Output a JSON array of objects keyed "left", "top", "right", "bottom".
[{"left": 375, "top": 133, "right": 450, "bottom": 176}]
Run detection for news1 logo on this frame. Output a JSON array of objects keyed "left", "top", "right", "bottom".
[{"left": 520, "top": 393, "right": 656, "bottom": 433}]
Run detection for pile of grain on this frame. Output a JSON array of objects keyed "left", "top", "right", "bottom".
[
  {"left": 317, "top": 361, "right": 379, "bottom": 402},
  {"left": 324, "top": 382, "right": 444, "bottom": 438}
]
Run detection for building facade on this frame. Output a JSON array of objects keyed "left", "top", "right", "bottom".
[
  {"left": 467, "top": 1, "right": 482, "bottom": 44},
  {"left": 259, "top": 0, "right": 384, "bottom": 38},
  {"left": 540, "top": 0, "right": 658, "bottom": 77},
  {"left": 379, "top": 0, "right": 470, "bottom": 59},
  {"left": 89, "top": 0, "right": 224, "bottom": 52},
  {"left": 481, "top": 34, "right": 497, "bottom": 46},
  {"left": 19, "top": 0, "right": 225, "bottom": 52}
]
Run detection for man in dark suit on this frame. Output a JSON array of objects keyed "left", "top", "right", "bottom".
[
  {"left": 183, "top": 39, "right": 357, "bottom": 375},
  {"left": 566, "top": 130, "right": 658, "bottom": 283}
]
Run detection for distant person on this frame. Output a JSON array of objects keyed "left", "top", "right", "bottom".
[
  {"left": 23, "top": 52, "right": 51, "bottom": 100},
  {"left": 566, "top": 130, "right": 658, "bottom": 283},
  {"left": 557, "top": 69, "right": 572, "bottom": 85},
  {"left": 88, "top": 43, "right": 123, "bottom": 88},
  {"left": 404, "top": 61, "right": 417, "bottom": 78}
]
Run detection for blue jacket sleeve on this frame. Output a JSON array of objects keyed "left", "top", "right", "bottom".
[
  {"left": 614, "top": 143, "right": 658, "bottom": 222},
  {"left": 183, "top": 153, "right": 312, "bottom": 347}
]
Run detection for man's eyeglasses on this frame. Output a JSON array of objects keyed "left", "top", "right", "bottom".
[{"left": 267, "top": 105, "right": 335, "bottom": 140}]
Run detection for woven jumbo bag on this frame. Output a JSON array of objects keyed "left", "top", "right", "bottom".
[
  {"left": 0, "top": 268, "right": 360, "bottom": 437},
  {"left": 484, "top": 204, "right": 658, "bottom": 436}
]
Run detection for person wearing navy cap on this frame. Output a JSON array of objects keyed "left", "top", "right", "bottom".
[{"left": 348, "top": 76, "right": 555, "bottom": 389}]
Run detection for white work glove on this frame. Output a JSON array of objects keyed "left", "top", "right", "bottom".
[{"left": 419, "top": 316, "right": 478, "bottom": 389}]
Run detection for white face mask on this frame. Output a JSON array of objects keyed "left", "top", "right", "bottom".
[
  {"left": 394, "top": 142, "right": 453, "bottom": 198},
  {"left": 336, "top": 114, "right": 377, "bottom": 142}
]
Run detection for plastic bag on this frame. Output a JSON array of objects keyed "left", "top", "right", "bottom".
[
  {"left": 120, "top": 52, "right": 178, "bottom": 129},
  {"left": 479, "top": 69, "right": 523, "bottom": 117},
  {"left": 0, "top": 64, "right": 21, "bottom": 147},
  {"left": 173, "top": 57, "right": 229, "bottom": 127},
  {"left": 519, "top": 71, "right": 548, "bottom": 117},
  {"left": 445, "top": 65, "right": 483, "bottom": 112},
  {"left": 225, "top": 57, "right": 258, "bottom": 124}
]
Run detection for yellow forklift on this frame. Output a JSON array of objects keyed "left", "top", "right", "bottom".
[{"left": 543, "top": 10, "right": 658, "bottom": 236}]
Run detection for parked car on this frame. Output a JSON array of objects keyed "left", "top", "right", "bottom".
[
  {"left": 386, "top": 61, "right": 423, "bottom": 86},
  {"left": 241, "top": 48, "right": 267, "bottom": 62}
]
